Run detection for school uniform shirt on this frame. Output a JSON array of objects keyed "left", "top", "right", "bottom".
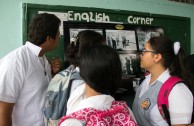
[
  {"left": 62, "top": 89, "right": 136, "bottom": 126},
  {"left": 0, "top": 42, "right": 52, "bottom": 126},
  {"left": 133, "top": 69, "right": 193, "bottom": 126},
  {"left": 66, "top": 82, "right": 86, "bottom": 115}
]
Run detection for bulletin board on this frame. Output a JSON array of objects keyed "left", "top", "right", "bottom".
[
  {"left": 62, "top": 21, "right": 162, "bottom": 78},
  {"left": 22, "top": 3, "right": 191, "bottom": 75}
]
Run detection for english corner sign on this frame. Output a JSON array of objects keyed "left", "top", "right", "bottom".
[{"left": 39, "top": 11, "right": 154, "bottom": 25}]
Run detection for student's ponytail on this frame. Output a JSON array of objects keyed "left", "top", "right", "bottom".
[
  {"left": 170, "top": 45, "right": 194, "bottom": 95},
  {"left": 149, "top": 37, "right": 194, "bottom": 94}
]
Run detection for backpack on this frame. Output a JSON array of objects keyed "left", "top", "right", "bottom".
[
  {"left": 59, "top": 101, "right": 138, "bottom": 126},
  {"left": 44, "top": 66, "right": 82, "bottom": 126},
  {"left": 157, "top": 76, "right": 194, "bottom": 125}
]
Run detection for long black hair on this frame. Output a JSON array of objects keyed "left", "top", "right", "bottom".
[{"left": 79, "top": 45, "right": 122, "bottom": 96}]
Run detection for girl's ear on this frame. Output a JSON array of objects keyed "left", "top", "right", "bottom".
[{"left": 154, "top": 53, "right": 162, "bottom": 63}]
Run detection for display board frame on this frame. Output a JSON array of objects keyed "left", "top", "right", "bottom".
[{"left": 23, "top": 3, "right": 191, "bottom": 73}]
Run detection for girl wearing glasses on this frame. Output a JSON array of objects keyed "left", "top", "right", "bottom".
[{"left": 132, "top": 37, "right": 194, "bottom": 126}]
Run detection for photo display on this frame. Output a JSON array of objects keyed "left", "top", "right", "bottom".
[
  {"left": 63, "top": 21, "right": 163, "bottom": 78},
  {"left": 106, "top": 30, "right": 136, "bottom": 51}
]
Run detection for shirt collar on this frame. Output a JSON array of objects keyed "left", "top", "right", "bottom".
[
  {"left": 25, "top": 41, "right": 42, "bottom": 57},
  {"left": 77, "top": 95, "right": 115, "bottom": 111},
  {"left": 145, "top": 69, "right": 170, "bottom": 85},
  {"left": 157, "top": 69, "right": 170, "bottom": 83}
]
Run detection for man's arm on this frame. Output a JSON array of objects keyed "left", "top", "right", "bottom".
[{"left": 0, "top": 101, "right": 14, "bottom": 126}]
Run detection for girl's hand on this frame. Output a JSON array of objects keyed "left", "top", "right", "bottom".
[{"left": 50, "top": 58, "right": 61, "bottom": 75}]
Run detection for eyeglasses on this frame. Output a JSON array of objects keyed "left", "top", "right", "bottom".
[{"left": 139, "top": 49, "right": 158, "bottom": 55}]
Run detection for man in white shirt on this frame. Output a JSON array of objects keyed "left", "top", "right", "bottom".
[{"left": 0, "top": 13, "right": 61, "bottom": 126}]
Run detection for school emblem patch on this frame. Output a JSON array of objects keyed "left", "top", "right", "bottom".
[{"left": 141, "top": 98, "right": 151, "bottom": 110}]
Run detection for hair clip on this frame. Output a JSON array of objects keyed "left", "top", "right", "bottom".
[{"left": 174, "top": 41, "right": 180, "bottom": 55}]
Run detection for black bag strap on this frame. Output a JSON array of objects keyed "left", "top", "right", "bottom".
[
  {"left": 63, "top": 70, "right": 82, "bottom": 115},
  {"left": 162, "top": 104, "right": 171, "bottom": 125},
  {"left": 63, "top": 79, "right": 73, "bottom": 115}
]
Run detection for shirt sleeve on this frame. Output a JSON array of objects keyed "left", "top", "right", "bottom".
[
  {"left": 0, "top": 58, "right": 25, "bottom": 103},
  {"left": 169, "top": 83, "right": 193, "bottom": 124},
  {"left": 60, "top": 118, "right": 83, "bottom": 126}
]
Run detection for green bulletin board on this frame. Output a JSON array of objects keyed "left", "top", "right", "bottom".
[{"left": 23, "top": 3, "right": 190, "bottom": 70}]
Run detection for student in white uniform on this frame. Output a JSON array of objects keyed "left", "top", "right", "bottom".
[
  {"left": 132, "top": 36, "right": 194, "bottom": 126},
  {"left": 59, "top": 45, "right": 137, "bottom": 126},
  {"left": 0, "top": 13, "right": 61, "bottom": 126}
]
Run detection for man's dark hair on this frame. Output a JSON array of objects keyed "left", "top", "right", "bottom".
[
  {"left": 79, "top": 45, "right": 122, "bottom": 96},
  {"left": 28, "top": 13, "right": 61, "bottom": 46}
]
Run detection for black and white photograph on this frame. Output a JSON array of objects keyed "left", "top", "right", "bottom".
[
  {"left": 137, "top": 31, "right": 160, "bottom": 50},
  {"left": 64, "top": 24, "right": 163, "bottom": 79},
  {"left": 106, "top": 30, "right": 137, "bottom": 51},
  {"left": 119, "top": 53, "right": 141, "bottom": 78},
  {"left": 69, "top": 28, "right": 103, "bottom": 43}
]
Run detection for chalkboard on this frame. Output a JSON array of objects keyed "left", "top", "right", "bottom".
[{"left": 23, "top": 3, "right": 190, "bottom": 70}]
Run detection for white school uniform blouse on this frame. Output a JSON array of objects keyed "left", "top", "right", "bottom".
[
  {"left": 63, "top": 84, "right": 136, "bottom": 126},
  {"left": 139, "top": 70, "right": 193, "bottom": 125},
  {"left": 0, "top": 42, "right": 52, "bottom": 126}
]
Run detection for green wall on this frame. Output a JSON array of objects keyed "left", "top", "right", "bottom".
[{"left": 1, "top": 0, "right": 194, "bottom": 58}]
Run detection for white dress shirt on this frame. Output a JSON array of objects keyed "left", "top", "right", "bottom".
[{"left": 0, "top": 42, "right": 52, "bottom": 126}]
